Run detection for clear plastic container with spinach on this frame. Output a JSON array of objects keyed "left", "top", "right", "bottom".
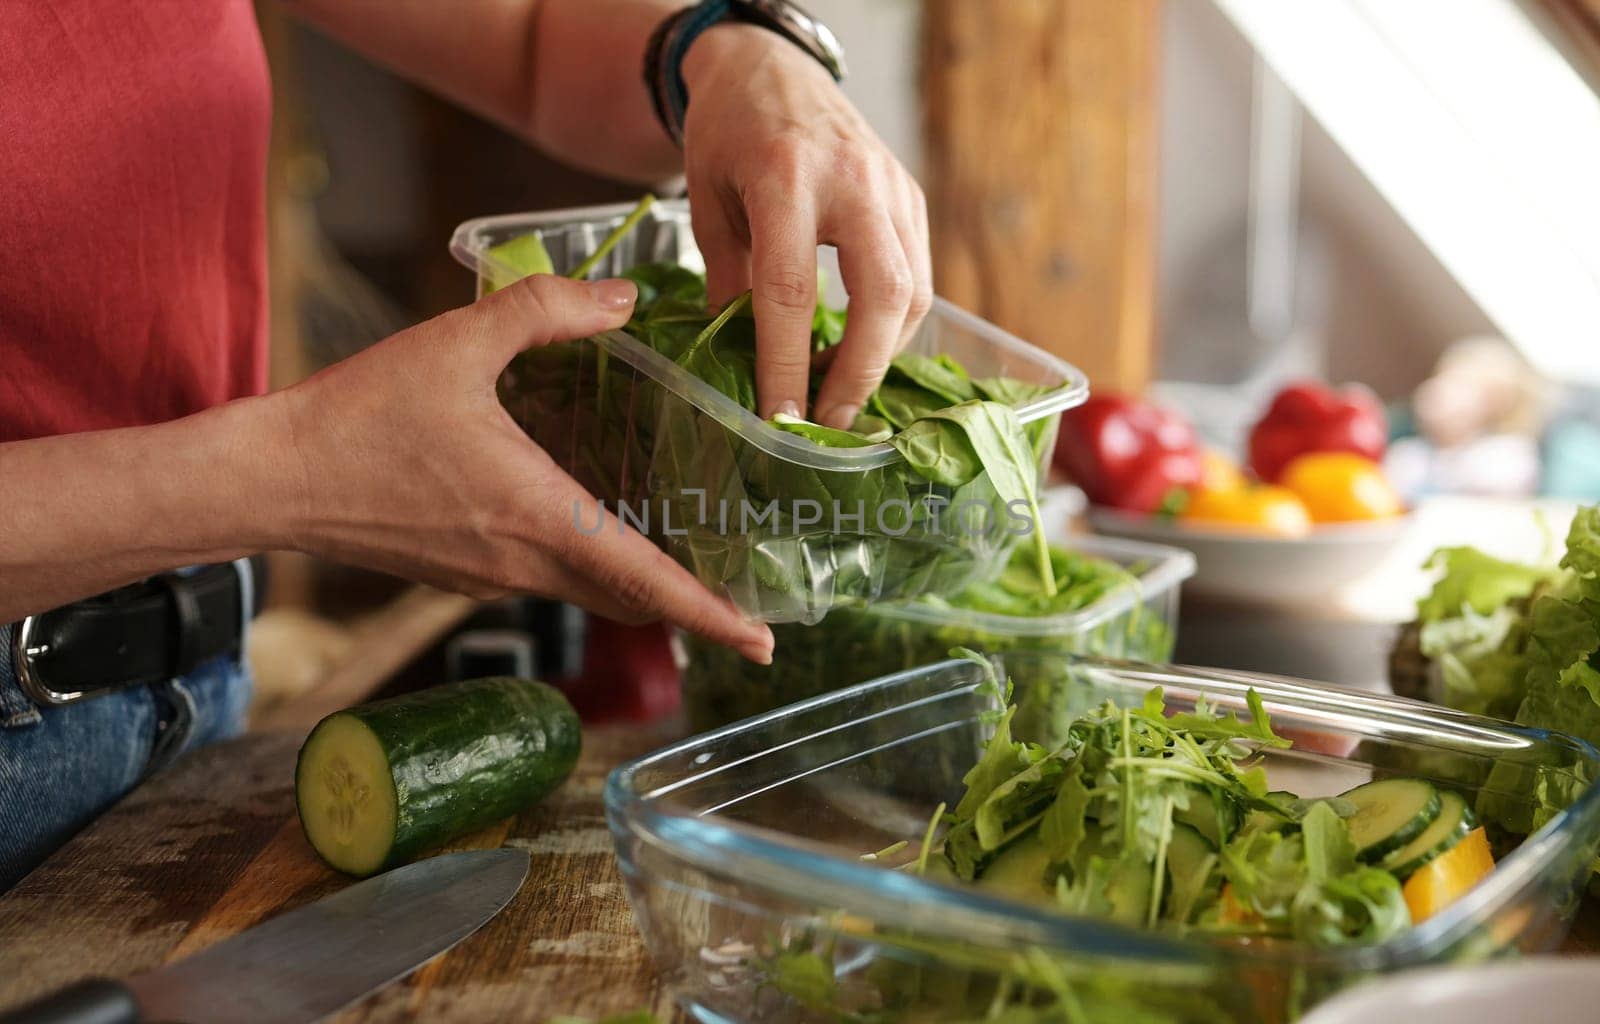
[
  {"left": 449, "top": 199, "right": 1089, "bottom": 624},
  {"left": 679, "top": 533, "right": 1195, "bottom": 745}
]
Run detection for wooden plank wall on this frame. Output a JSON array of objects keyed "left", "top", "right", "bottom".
[{"left": 921, "top": 0, "right": 1161, "bottom": 395}]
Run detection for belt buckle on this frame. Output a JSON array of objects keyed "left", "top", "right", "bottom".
[{"left": 11, "top": 615, "right": 88, "bottom": 706}]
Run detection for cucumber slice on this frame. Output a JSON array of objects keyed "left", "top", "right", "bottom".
[
  {"left": 1382, "top": 791, "right": 1476, "bottom": 879},
  {"left": 296, "top": 677, "right": 581, "bottom": 876},
  {"left": 1339, "top": 778, "right": 1441, "bottom": 862},
  {"left": 977, "top": 834, "right": 1053, "bottom": 901}
]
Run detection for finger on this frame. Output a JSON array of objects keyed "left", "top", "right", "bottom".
[
  {"left": 689, "top": 185, "right": 752, "bottom": 307},
  {"left": 747, "top": 188, "right": 819, "bottom": 419},
  {"left": 537, "top": 476, "right": 774, "bottom": 664},
  {"left": 897, "top": 175, "right": 935, "bottom": 354},
  {"left": 456, "top": 274, "right": 638, "bottom": 368},
  {"left": 814, "top": 210, "right": 914, "bottom": 429}
]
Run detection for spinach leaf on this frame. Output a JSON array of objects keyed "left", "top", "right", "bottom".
[
  {"left": 771, "top": 413, "right": 882, "bottom": 448},
  {"left": 887, "top": 352, "right": 979, "bottom": 404},
  {"left": 891, "top": 401, "right": 1057, "bottom": 596}
]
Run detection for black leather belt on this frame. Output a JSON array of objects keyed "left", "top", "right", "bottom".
[{"left": 9, "top": 562, "right": 250, "bottom": 706}]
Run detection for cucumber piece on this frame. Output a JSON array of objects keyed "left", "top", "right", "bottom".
[
  {"left": 296, "top": 677, "right": 580, "bottom": 876},
  {"left": 977, "top": 834, "right": 1053, "bottom": 901},
  {"left": 1382, "top": 791, "right": 1476, "bottom": 879},
  {"left": 1339, "top": 778, "right": 1441, "bottom": 862}
]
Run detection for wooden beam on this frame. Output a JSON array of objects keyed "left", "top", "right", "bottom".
[
  {"left": 921, "top": 0, "right": 1161, "bottom": 394},
  {"left": 1534, "top": 0, "right": 1600, "bottom": 87}
]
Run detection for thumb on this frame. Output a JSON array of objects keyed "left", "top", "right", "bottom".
[{"left": 466, "top": 274, "right": 637, "bottom": 364}]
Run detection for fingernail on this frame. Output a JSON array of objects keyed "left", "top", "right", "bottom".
[
  {"left": 822, "top": 404, "right": 860, "bottom": 430},
  {"left": 775, "top": 401, "right": 802, "bottom": 420},
  {"left": 590, "top": 278, "right": 638, "bottom": 310}
]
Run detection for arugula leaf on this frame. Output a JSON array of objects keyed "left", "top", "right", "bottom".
[
  {"left": 1163, "top": 689, "right": 1292, "bottom": 749},
  {"left": 954, "top": 705, "right": 1029, "bottom": 819},
  {"left": 1290, "top": 867, "right": 1410, "bottom": 947},
  {"left": 974, "top": 754, "right": 1065, "bottom": 851},
  {"left": 1038, "top": 758, "right": 1092, "bottom": 864}
]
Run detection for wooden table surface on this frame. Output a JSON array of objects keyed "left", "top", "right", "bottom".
[
  {"left": 0, "top": 723, "right": 681, "bottom": 1022},
  {"left": 2, "top": 720, "right": 1596, "bottom": 1023}
]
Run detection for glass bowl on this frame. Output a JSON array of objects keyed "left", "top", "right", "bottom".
[{"left": 606, "top": 655, "right": 1600, "bottom": 1023}]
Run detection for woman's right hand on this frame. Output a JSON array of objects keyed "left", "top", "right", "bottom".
[{"left": 274, "top": 273, "right": 774, "bottom": 664}]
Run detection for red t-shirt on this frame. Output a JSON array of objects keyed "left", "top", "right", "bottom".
[{"left": 0, "top": 0, "right": 271, "bottom": 442}]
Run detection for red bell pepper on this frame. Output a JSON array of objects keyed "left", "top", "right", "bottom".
[
  {"left": 1247, "top": 381, "right": 1388, "bottom": 483},
  {"left": 1052, "top": 394, "right": 1203, "bottom": 513}
]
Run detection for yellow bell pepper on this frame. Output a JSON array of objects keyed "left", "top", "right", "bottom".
[
  {"left": 1280, "top": 452, "right": 1403, "bottom": 524},
  {"left": 1181, "top": 484, "right": 1313, "bottom": 538},
  {"left": 1402, "top": 827, "right": 1495, "bottom": 922}
]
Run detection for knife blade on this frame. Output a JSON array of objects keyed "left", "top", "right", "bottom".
[{"left": 1, "top": 848, "right": 530, "bottom": 1024}]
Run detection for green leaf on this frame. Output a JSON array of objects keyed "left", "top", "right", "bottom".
[
  {"left": 1299, "top": 801, "right": 1356, "bottom": 882},
  {"left": 770, "top": 413, "right": 880, "bottom": 448},
  {"left": 888, "top": 352, "right": 979, "bottom": 405},
  {"left": 623, "top": 262, "right": 706, "bottom": 308},
  {"left": 954, "top": 705, "right": 1029, "bottom": 818},
  {"left": 1416, "top": 546, "right": 1554, "bottom": 623},
  {"left": 890, "top": 400, "right": 1057, "bottom": 596},
  {"left": 1038, "top": 759, "right": 1092, "bottom": 864},
  {"left": 1163, "top": 689, "right": 1292, "bottom": 749},
  {"left": 1290, "top": 867, "right": 1411, "bottom": 947},
  {"left": 973, "top": 376, "right": 1052, "bottom": 405},
  {"left": 482, "top": 232, "right": 554, "bottom": 292},
  {"left": 870, "top": 382, "right": 947, "bottom": 430},
  {"left": 974, "top": 754, "right": 1065, "bottom": 851}
]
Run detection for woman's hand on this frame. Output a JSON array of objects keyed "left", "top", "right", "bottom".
[
  {"left": 681, "top": 24, "right": 932, "bottom": 430},
  {"left": 277, "top": 274, "right": 775, "bottom": 663}
]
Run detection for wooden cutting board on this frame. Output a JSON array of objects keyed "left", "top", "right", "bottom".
[
  {"left": 1, "top": 721, "right": 1595, "bottom": 1022},
  {"left": 0, "top": 723, "right": 682, "bottom": 1022}
]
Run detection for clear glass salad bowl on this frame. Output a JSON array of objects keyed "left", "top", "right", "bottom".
[{"left": 606, "top": 655, "right": 1600, "bottom": 1023}]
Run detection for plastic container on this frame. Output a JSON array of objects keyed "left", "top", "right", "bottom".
[
  {"left": 678, "top": 533, "right": 1196, "bottom": 741},
  {"left": 449, "top": 201, "right": 1089, "bottom": 623},
  {"left": 607, "top": 655, "right": 1600, "bottom": 1024}
]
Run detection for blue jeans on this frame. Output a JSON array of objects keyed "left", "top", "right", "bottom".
[{"left": 0, "top": 588, "right": 253, "bottom": 892}]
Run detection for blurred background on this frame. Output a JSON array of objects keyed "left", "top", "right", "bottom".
[{"left": 247, "top": 0, "right": 1600, "bottom": 728}]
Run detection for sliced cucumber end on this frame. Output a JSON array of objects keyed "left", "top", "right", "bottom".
[{"left": 296, "top": 714, "right": 400, "bottom": 877}]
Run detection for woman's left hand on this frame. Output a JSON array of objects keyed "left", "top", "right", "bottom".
[{"left": 680, "top": 24, "right": 932, "bottom": 430}]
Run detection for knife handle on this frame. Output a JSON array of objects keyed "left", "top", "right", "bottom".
[{"left": 0, "top": 980, "right": 139, "bottom": 1024}]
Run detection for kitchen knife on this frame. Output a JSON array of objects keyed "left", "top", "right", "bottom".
[{"left": 0, "top": 847, "right": 530, "bottom": 1024}]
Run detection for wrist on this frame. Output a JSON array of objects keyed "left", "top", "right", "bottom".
[
  {"left": 680, "top": 20, "right": 789, "bottom": 92},
  {"left": 178, "top": 391, "right": 310, "bottom": 557}
]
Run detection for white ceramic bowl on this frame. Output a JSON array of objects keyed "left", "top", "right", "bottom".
[
  {"left": 1088, "top": 505, "right": 1413, "bottom": 604},
  {"left": 1300, "top": 960, "right": 1600, "bottom": 1024}
]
